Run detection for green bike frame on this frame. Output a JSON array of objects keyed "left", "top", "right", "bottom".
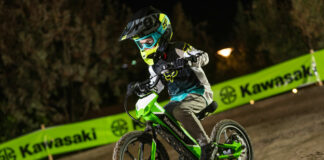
[
  {"left": 135, "top": 92, "right": 201, "bottom": 159},
  {"left": 134, "top": 92, "right": 243, "bottom": 159}
]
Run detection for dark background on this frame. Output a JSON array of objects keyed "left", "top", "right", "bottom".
[
  {"left": 120, "top": 0, "right": 240, "bottom": 49},
  {"left": 1, "top": 0, "right": 324, "bottom": 144}
]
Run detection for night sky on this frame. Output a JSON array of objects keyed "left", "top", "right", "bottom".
[{"left": 119, "top": 0, "right": 239, "bottom": 48}]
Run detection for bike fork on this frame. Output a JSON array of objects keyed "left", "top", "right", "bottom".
[
  {"left": 144, "top": 122, "right": 158, "bottom": 160},
  {"left": 151, "top": 139, "right": 157, "bottom": 160},
  {"left": 138, "top": 139, "right": 157, "bottom": 160}
]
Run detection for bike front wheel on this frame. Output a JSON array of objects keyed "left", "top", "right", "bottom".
[
  {"left": 210, "top": 119, "right": 253, "bottom": 160},
  {"left": 113, "top": 131, "right": 169, "bottom": 160}
]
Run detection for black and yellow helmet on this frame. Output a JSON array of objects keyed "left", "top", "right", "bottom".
[{"left": 119, "top": 6, "right": 173, "bottom": 65}]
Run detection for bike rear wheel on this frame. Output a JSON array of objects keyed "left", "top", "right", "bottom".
[
  {"left": 113, "top": 131, "right": 169, "bottom": 160},
  {"left": 210, "top": 119, "right": 253, "bottom": 160}
]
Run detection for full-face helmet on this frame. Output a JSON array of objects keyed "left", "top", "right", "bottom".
[{"left": 119, "top": 6, "right": 173, "bottom": 65}]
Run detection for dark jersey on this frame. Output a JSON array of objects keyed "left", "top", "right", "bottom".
[{"left": 149, "top": 41, "right": 213, "bottom": 105}]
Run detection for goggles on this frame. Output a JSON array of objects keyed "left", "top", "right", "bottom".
[{"left": 133, "top": 30, "right": 162, "bottom": 51}]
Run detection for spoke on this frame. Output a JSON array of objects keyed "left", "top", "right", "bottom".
[
  {"left": 138, "top": 143, "right": 144, "bottom": 160},
  {"left": 223, "top": 129, "right": 228, "bottom": 141},
  {"left": 126, "top": 148, "right": 136, "bottom": 160}
]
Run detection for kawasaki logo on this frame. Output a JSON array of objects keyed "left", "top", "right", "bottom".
[
  {"left": 240, "top": 65, "right": 313, "bottom": 97},
  {"left": 111, "top": 119, "right": 128, "bottom": 137},
  {"left": 19, "top": 128, "right": 97, "bottom": 158},
  {"left": 220, "top": 86, "right": 237, "bottom": 104},
  {"left": 0, "top": 147, "right": 16, "bottom": 160}
]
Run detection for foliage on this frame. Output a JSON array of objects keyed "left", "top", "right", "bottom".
[
  {"left": 290, "top": 0, "right": 324, "bottom": 52},
  {"left": 231, "top": 0, "right": 308, "bottom": 73},
  {"left": 171, "top": 2, "right": 220, "bottom": 82},
  {"left": 3, "top": 0, "right": 323, "bottom": 143},
  {"left": 0, "top": 1, "right": 217, "bottom": 142},
  {"left": 211, "top": 0, "right": 324, "bottom": 84},
  {"left": 0, "top": 0, "right": 136, "bottom": 142}
]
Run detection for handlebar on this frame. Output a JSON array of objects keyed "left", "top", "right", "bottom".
[
  {"left": 124, "top": 75, "right": 161, "bottom": 126},
  {"left": 124, "top": 55, "right": 202, "bottom": 125}
]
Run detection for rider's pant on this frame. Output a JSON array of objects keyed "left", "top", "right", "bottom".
[{"left": 164, "top": 93, "right": 210, "bottom": 146}]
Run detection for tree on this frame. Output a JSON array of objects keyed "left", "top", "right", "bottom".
[
  {"left": 233, "top": 0, "right": 309, "bottom": 71},
  {"left": 290, "top": 0, "right": 324, "bottom": 86},
  {"left": 290, "top": 0, "right": 324, "bottom": 53},
  {"left": 171, "top": 2, "right": 221, "bottom": 83},
  {"left": 0, "top": 1, "right": 220, "bottom": 142},
  {"left": 0, "top": 0, "right": 135, "bottom": 142}
]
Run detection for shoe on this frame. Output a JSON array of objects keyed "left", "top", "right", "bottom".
[{"left": 200, "top": 143, "right": 214, "bottom": 160}]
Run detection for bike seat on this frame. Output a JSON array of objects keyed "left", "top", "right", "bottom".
[{"left": 196, "top": 101, "right": 218, "bottom": 120}]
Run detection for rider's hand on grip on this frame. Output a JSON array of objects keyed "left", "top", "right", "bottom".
[
  {"left": 155, "top": 59, "right": 169, "bottom": 75},
  {"left": 185, "top": 55, "right": 198, "bottom": 63},
  {"left": 155, "top": 58, "right": 188, "bottom": 75},
  {"left": 133, "top": 82, "right": 150, "bottom": 97}
]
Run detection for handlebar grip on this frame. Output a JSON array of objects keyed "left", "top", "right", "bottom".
[{"left": 126, "top": 82, "right": 137, "bottom": 96}]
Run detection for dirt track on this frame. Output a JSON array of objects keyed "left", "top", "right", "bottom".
[{"left": 59, "top": 85, "right": 324, "bottom": 160}]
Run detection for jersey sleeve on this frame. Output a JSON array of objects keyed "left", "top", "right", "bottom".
[{"left": 183, "top": 43, "right": 209, "bottom": 67}]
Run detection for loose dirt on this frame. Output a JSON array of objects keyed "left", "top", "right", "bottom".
[{"left": 58, "top": 85, "right": 324, "bottom": 160}]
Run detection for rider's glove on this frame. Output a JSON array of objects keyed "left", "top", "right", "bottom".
[
  {"left": 186, "top": 55, "right": 198, "bottom": 63},
  {"left": 154, "top": 59, "right": 169, "bottom": 75},
  {"left": 133, "top": 82, "right": 150, "bottom": 97},
  {"left": 184, "top": 52, "right": 203, "bottom": 65}
]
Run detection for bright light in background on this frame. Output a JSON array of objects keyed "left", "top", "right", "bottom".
[
  {"left": 217, "top": 48, "right": 233, "bottom": 58},
  {"left": 250, "top": 100, "right": 255, "bottom": 105},
  {"left": 292, "top": 88, "right": 298, "bottom": 94}
]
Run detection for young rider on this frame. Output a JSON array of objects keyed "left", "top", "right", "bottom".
[{"left": 119, "top": 6, "right": 215, "bottom": 160}]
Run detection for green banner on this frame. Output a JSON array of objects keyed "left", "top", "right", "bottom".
[
  {"left": 0, "top": 50, "right": 323, "bottom": 160},
  {"left": 314, "top": 50, "right": 324, "bottom": 81},
  {"left": 212, "top": 52, "right": 319, "bottom": 113},
  {"left": 0, "top": 111, "right": 144, "bottom": 160}
]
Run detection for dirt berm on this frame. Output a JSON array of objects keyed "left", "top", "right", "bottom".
[{"left": 59, "top": 85, "right": 324, "bottom": 160}]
